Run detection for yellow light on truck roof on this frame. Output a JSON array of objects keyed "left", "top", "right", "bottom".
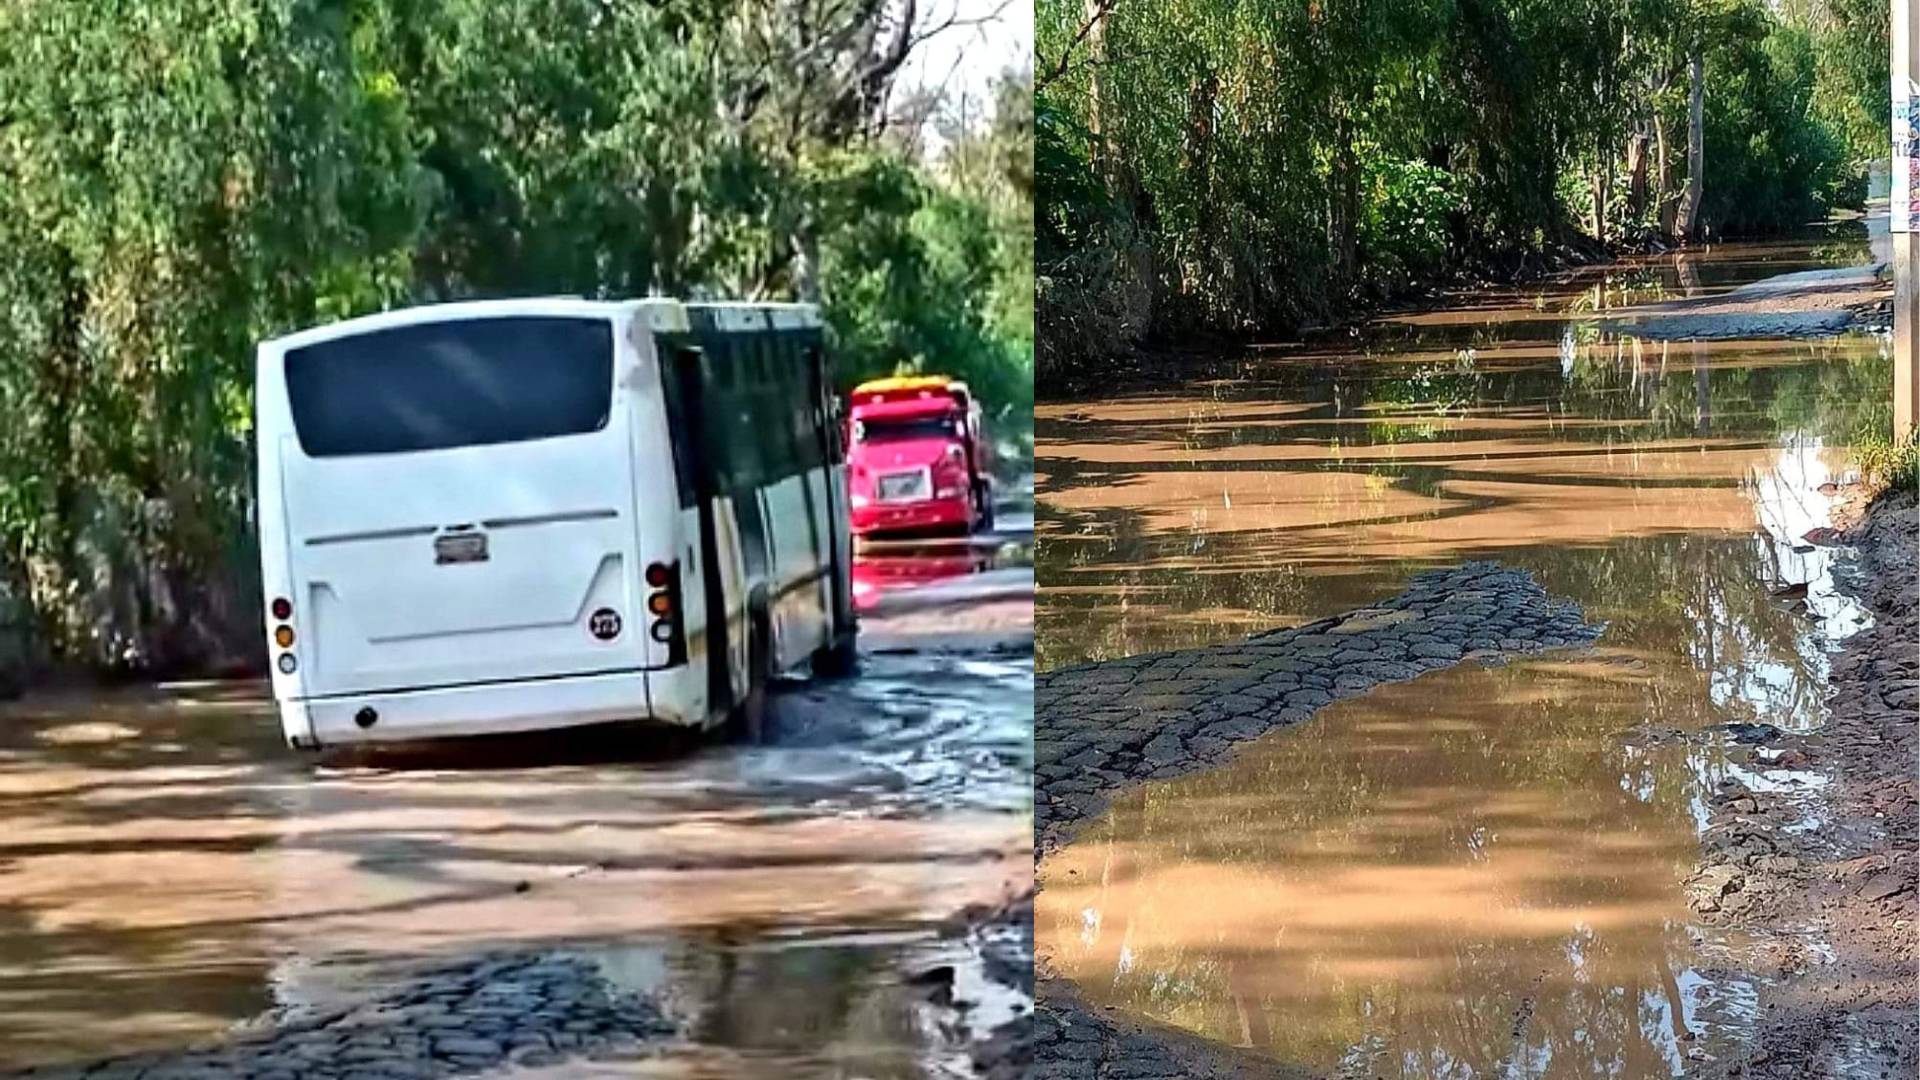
[{"left": 851, "top": 375, "right": 956, "bottom": 395}]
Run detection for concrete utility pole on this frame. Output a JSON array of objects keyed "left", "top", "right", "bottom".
[{"left": 1897, "top": 0, "right": 1919, "bottom": 439}]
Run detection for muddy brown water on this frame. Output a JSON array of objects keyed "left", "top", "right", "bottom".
[
  {"left": 1036, "top": 223, "right": 1888, "bottom": 1076},
  {"left": 1040, "top": 654, "right": 1789, "bottom": 1077},
  {"left": 0, "top": 621, "right": 1032, "bottom": 1073}
]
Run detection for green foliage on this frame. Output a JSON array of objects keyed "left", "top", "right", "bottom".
[
  {"left": 1036, "top": 98, "right": 1108, "bottom": 263},
  {"left": 0, "top": 0, "right": 1032, "bottom": 673},
  {"left": 1797, "top": 0, "right": 1892, "bottom": 164},
  {"left": 1700, "top": 17, "right": 1853, "bottom": 233},
  {"left": 1037, "top": 0, "right": 1876, "bottom": 382},
  {"left": 1361, "top": 160, "right": 1468, "bottom": 290},
  {"left": 818, "top": 151, "right": 1034, "bottom": 420},
  {"left": 1852, "top": 430, "right": 1920, "bottom": 494}
]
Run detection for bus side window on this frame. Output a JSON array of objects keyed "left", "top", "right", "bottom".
[
  {"left": 754, "top": 338, "right": 793, "bottom": 485},
  {"left": 804, "top": 344, "right": 840, "bottom": 464},
  {"left": 716, "top": 339, "right": 761, "bottom": 493},
  {"left": 697, "top": 340, "right": 741, "bottom": 493},
  {"left": 746, "top": 340, "right": 775, "bottom": 484},
  {"left": 777, "top": 339, "right": 802, "bottom": 482},
  {"left": 787, "top": 339, "right": 818, "bottom": 474},
  {"left": 657, "top": 343, "right": 702, "bottom": 507}
]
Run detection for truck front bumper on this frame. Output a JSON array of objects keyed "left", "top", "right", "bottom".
[{"left": 850, "top": 494, "right": 972, "bottom": 535}]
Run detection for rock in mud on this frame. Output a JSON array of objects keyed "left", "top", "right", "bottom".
[
  {"left": 1764, "top": 747, "right": 1811, "bottom": 769},
  {"left": 4, "top": 951, "right": 676, "bottom": 1080},
  {"left": 1718, "top": 721, "right": 1784, "bottom": 744},
  {"left": 931, "top": 891, "right": 1035, "bottom": 1080},
  {"left": 1688, "top": 864, "right": 1745, "bottom": 913},
  {"left": 1036, "top": 562, "right": 1603, "bottom": 851},
  {"left": 1856, "top": 873, "right": 1913, "bottom": 903}
]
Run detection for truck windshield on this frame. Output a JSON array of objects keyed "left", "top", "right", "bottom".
[
  {"left": 284, "top": 316, "right": 613, "bottom": 457},
  {"left": 858, "top": 416, "right": 959, "bottom": 443}
]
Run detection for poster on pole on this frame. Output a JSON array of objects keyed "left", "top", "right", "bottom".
[{"left": 1897, "top": 80, "right": 1920, "bottom": 233}]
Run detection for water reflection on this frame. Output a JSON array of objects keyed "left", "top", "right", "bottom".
[
  {"left": 1034, "top": 227, "right": 1885, "bottom": 1075},
  {"left": 1038, "top": 326, "right": 1886, "bottom": 682},
  {"left": 1037, "top": 656, "right": 1771, "bottom": 1079},
  {"left": 854, "top": 547, "right": 989, "bottom": 611},
  {"left": 256, "top": 930, "right": 962, "bottom": 1079},
  {"left": 853, "top": 528, "right": 1034, "bottom": 613}
]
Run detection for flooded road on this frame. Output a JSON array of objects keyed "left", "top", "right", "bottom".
[
  {"left": 1036, "top": 228, "right": 1883, "bottom": 670},
  {"left": 0, "top": 583, "right": 1032, "bottom": 1074},
  {"left": 855, "top": 510, "right": 1035, "bottom": 617},
  {"left": 1040, "top": 653, "right": 1785, "bottom": 1078},
  {"left": 1035, "top": 222, "right": 1889, "bottom": 1076}
]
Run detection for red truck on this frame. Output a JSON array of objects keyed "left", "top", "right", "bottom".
[{"left": 846, "top": 375, "right": 994, "bottom": 537}]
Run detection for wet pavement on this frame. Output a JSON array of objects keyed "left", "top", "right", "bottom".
[
  {"left": 1033, "top": 220, "right": 1897, "bottom": 1077},
  {"left": 1033, "top": 563, "right": 1602, "bottom": 852},
  {"left": 0, "top": 563, "right": 1033, "bottom": 1076},
  {"left": 856, "top": 512, "right": 1035, "bottom": 615}
]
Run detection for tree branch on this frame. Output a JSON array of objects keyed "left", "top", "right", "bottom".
[{"left": 1036, "top": 0, "right": 1118, "bottom": 92}]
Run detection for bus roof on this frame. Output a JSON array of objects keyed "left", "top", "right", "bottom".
[{"left": 260, "top": 297, "right": 821, "bottom": 354}]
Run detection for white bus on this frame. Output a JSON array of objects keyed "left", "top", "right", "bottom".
[{"left": 254, "top": 297, "right": 857, "bottom": 749}]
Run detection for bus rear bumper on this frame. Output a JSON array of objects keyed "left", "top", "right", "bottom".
[{"left": 280, "top": 669, "right": 701, "bottom": 748}]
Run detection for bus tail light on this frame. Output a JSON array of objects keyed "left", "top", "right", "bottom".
[
  {"left": 646, "top": 561, "right": 686, "bottom": 665},
  {"left": 270, "top": 596, "right": 297, "bottom": 674}
]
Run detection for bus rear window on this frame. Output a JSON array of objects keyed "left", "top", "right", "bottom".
[{"left": 284, "top": 317, "right": 614, "bottom": 457}]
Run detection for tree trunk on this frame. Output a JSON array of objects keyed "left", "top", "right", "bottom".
[
  {"left": 1676, "top": 250, "right": 1702, "bottom": 297},
  {"left": 1085, "top": 0, "right": 1109, "bottom": 193},
  {"left": 1592, "top": 50, "right": 1614, "bottom": 242},
  {"left": 1625, "top": 128, "right": 1649, "bottom": 221},
  {"left": 1659, "top": 955, "right": 1695, "bottom": 1043},
  {"left": 1676, "top": 48, "right": 1704, "bottom": 241},
  {"left": 1185, "top": 72, "right": 1218, "bottom": 237},
  {"left": 33, "top": 246, "right": 86, "bottom": 650},
  {"left": 1654, "top": 110, "right": 1675, "bottom": 236},
  {"left": 1228, "top": 955, "right": 1270, "bottom": 1050},
  {"left": 1694, "top": 338, "right": 1711, "bottom": 435},
  {"left": 791, "top": 227, "right": 821, "bottom": 304},
  {"left": 1592, "top": 167, "right": 1611, "bottom": 240},
  {"left": 1331, "top": 114, "right": 1359, "bottom": 287}
]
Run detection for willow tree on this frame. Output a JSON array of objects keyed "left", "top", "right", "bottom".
[
  {"left": 0, "top": 0, "right": 1033, "bottom": 676},
  {"left": 1036, "top": 0, "right": 1863, "bottom": 380}
]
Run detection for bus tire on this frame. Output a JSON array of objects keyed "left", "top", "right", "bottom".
[
  {"left": 812, "top": 625, "right": 859, "bottom": 678},
  {"left": 730, "top": 597, "right": 773, "bottom": 744}
]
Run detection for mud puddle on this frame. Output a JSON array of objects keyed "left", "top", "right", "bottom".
[
  {"left": 1034, "top": 221, "right": 1891, "bottom": 1076},
  {"left": 1037, "top": 650, "right": 1829, "bottom": 1077},
  {"left": 0, "top": 623, "right": 1032, "bottom": 1072}
]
